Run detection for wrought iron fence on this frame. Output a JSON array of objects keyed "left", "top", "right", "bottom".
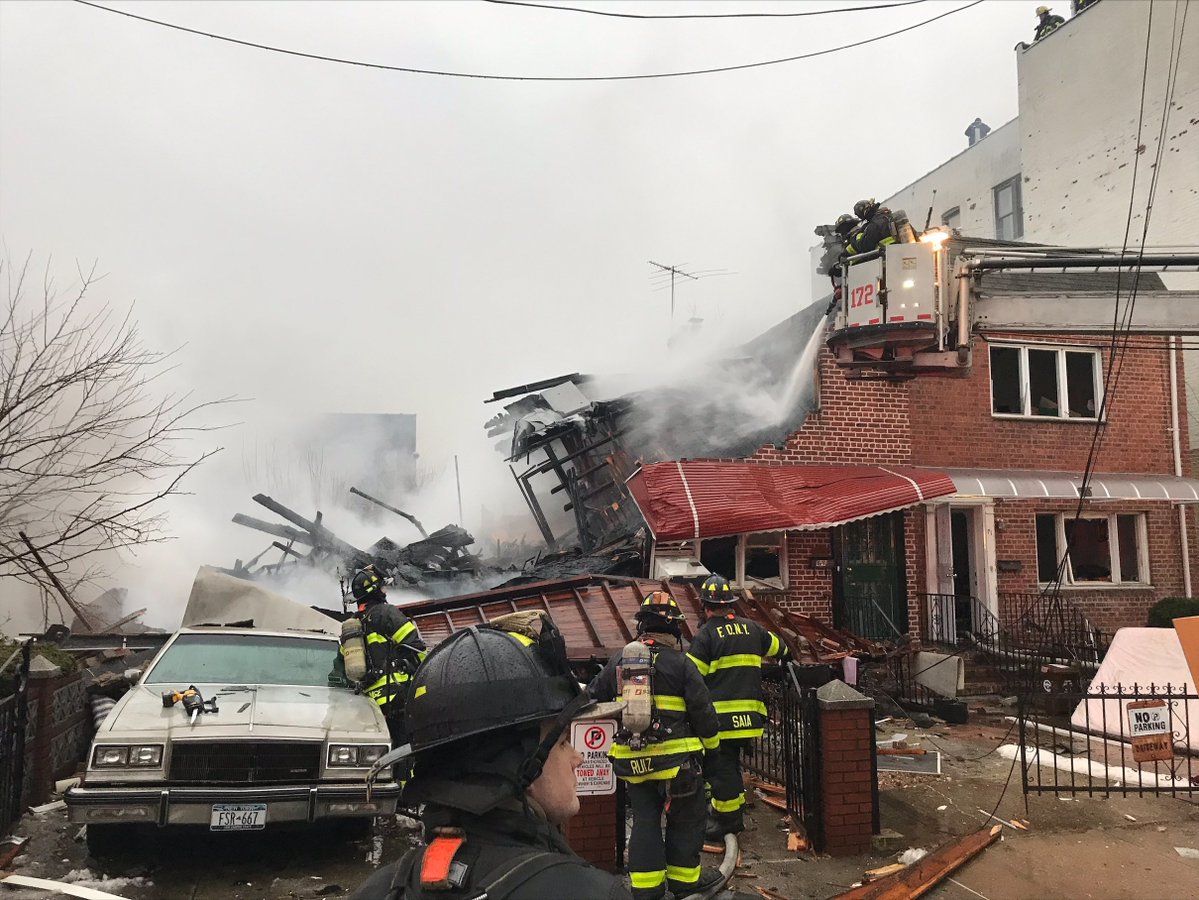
[
  {"left": 744, "top": 665, "right": 823, "bottom": 852},
  {"left": 0, "top": 641, "right": 32, "bottom": 837},
  {"left": 1019, "top": 681, "right": 1199, "bottom": 798},
  {"left": 917, "top": 592, "right": 1111, "bottom": 697}
]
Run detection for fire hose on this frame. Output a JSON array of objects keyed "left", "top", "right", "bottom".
[{"left": 678, "top": 833, "right": 737, "bottom": 900}]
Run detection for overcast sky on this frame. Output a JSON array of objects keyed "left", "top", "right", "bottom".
[{"left": 0, "top": 0, "right": 1041, "bottom": 623}]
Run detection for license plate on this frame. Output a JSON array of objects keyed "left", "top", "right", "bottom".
[{"left": 210, "top": 803, "right": 266, "bottom": 831}]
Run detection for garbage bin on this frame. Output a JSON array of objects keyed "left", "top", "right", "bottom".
[{"left": 1038, "top": 663, "right": 1078, "bottom": 716}]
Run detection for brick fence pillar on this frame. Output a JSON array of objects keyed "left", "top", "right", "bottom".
[
  {"left": 23, "top": 658, "right": 89, "bottom": 809},
  {"left": 816, "top": 679, "right": 876, "bottom": 857},
  {"left": 566, "top": 792, "right": 619, "bottom": 871}
]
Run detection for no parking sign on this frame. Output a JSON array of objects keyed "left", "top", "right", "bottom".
[{"left": 571, "top": 718, "right": 617, "bottom": 796}]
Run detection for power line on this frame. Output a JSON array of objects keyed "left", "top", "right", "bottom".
[
  {"left": 73, "top": 0, "right": 983, "bottom": 82},
  {"left": 482, "top": 0, "right": 931, "bottom": 20}
]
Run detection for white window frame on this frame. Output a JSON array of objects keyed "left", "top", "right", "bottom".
[
  {"left": 735, "top": 532, "right": 789, "bottom": 591},
  {"left": 1036, "top": 512, "right": 1151, "bottom": 587},
  {"left": 989, "top": 342, "right": 1104, "bottom": 421},
  {"left": 993, "top": 175, "right": 1024, "bottom": 240}
]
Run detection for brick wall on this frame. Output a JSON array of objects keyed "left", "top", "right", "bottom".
[
  {"left": 910, "top": 334, "right": 1180, "bottom": 474},
  {"left": 992, "top": 498, "right": 1190, "bottom": 634},
  {"left": 566, "top": 793, "right": 619, "bottom": 872},
  {"left": 747, "top": 350, "right": 913, "bottom": 467},
  {"left": 816, "top": 693, "right": 876, "bottom": 857},
  {"left": 692, "top": 330, "right": 1193, "bottom": 634},
  {"left": 781, "top": 531, "right": 834, "bottom": 620}
]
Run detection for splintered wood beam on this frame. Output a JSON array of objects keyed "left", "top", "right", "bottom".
[{"left": 831, "top": 825, "right": 1003, "bottom": 900}]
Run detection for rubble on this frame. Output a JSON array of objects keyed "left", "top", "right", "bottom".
[
  {"left": 228, "top": 491, "right": 492, "bottom": 590},
  {"left": 832, "top": 825, "right": 1002, "bottom": 899}
]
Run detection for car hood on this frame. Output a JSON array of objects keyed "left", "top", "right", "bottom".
[{"left": 104, "top": 683, "right": 386, "bottom": 740}]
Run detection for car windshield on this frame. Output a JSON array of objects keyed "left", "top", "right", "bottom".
[{"left": 144, "top": 633, "right": 340, "bottom": 688}]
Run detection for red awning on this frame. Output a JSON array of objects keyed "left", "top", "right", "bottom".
[{"left": 625, "top": 461, "right": 956, "bottom": 541}]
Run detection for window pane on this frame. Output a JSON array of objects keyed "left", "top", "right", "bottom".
[
  {"left": 990, "top": 346, "right": 1023, "bottom": 414},
  {"left": 1028, "top": 349, "right": 1060, "bottom": 416},
  {"left": 1036, "top": 515, "right": 1060, "bottom": 582},
  {"left": 1066, "top": 351, "right": 1098, "bottom": 418},
  {"left": 1117, "top": 515, "right": 1141, "bottom": 582},
  {"left": 996, "top": 185, "right": 1013, "bottom": 218},
  {"left": 1065, "top": 518, "right": 1112, "bottom": 582},
  {"left": 942, "top": 207, "right": 961, "bottom": 229}
]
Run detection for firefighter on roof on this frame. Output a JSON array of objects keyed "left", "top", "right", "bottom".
[
  {"left": 688, "top": 574, "right": 791, "bottom": 839},
  {"left": 352, "top": 614, "right": 630, "bottom": 900},
  {"left": 588, "top": 592, "right": 724, "bottom": 900},
  {"left": 1034, "top": 6, "right": 1065, "bottom": 41},
  {"left": 345, "top": 565, "right": 427, "bottom": 747}
]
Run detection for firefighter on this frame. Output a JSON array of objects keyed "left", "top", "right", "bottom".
[
  {"left": 588, "top": 592, "right": 723, "bottom": 900},
  {"left": 1034, "top": 6, "right": 1065, "bottom": 41},
  {"left": 845, "top": 198, "right": 897, "bottom": 256},
  {"left": 828, "top": 212, "right": 860, "bottom": 288},
  {"left": 351, "top": 614, "right": 631, "bottom": 900},
  {"left": 346, "top": 565, "right": 427, "bottom": 747},
  {"left": 688, "top": 574, "right": 791, "bottom": 839}
]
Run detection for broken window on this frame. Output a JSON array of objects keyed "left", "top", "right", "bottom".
[
  {"left": 700, "top": 533, "right": 788, "bottom": 590},
  {"left": 1065, "top": 351, "right": 1099, "bottom": 418},
  {"left": 990, "top": 346, "right": 1022, "bottom": 414},
  {"left": 1028, "top": 349, "right": 1059, "bottom": 417},
  {"left": 990, "top": 344, "right": 1101, "bottom": 420},
  {"left": 993, "top": 175, "right": 1023, "bottom": 240},
  {"left": 1035, "top": 513, "right": 1148, "bottom": 586},
  {"left": 1035, "top": 514, "right": 1060, "bottom": 582},
  {"left": 700, "top": 536, "right": 737, "bottom": 583},
  {"left": 743, "top": 532, "right": 787, "bottom": 590}
]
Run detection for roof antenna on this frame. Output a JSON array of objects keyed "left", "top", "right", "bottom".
[{"left": 924, "top": 188, "right": 937, "bottom": 232}]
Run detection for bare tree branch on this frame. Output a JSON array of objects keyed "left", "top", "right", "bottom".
[{"left": 0, "top": 253, "right": 234, "bottom": 596}]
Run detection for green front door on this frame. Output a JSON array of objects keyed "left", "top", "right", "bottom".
[{"left": 833, "top": 513, "right": 907, "bottom": 640}]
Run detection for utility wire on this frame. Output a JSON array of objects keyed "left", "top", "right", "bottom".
[
  {"left": 73, "top": 0, "right": 982, "bottom": 82},
  {"left": 978, "top": 2, "right": 1186, "bottom": 828},
  {"left": 482, "top": 0, "right": 931, "bottom": 20}
]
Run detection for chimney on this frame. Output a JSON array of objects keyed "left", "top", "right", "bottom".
[{"left": 965, "top": 117, "right": 991, "bottom": 147}]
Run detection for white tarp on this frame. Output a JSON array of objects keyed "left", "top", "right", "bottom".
[
  {"left": 181, "top": 566, "right": 338, "bottom": 636},
  {"left": 1070, "top": 627, "right": 1199, "bottom": 752}
]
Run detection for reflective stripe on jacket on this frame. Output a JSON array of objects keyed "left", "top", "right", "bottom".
[
  {"left": 587, "top": 635, "right": 720, "bottom": 783},
  {"left": 687, "top": 614, "right": 791, "bottom": 740},
  {"left": 341, "top": 601, "right": 427, "bottom": 708}
]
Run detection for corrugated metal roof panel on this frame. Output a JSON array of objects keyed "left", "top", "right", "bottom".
[
  {"left": 944, "top": 468, "right": 1199, "bottom": 502},
  {"left": 401, "top": 576, "right": 704, "bottom": 661},
  {"left": 625, "top": 462, "right": 957, "bottom": 541}
]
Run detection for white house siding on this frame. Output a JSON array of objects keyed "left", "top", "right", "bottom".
[
  {"left": 1016, "top": 0, "right": 1199, "bottom": 249},
  {"left": 880, "top": 118, "right": 1022, "bottom": 241}
]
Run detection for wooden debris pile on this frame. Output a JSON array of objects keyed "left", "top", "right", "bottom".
[{"left": 228, "top": 491, "right": 490, "bottom": 588}]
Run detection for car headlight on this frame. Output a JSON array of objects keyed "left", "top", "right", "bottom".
[
  {"left": 328, "top": 744, "right": 389, "bottom": 768},
  {"left": 92, "top": 744, "right": 164, "bottom": 768}
]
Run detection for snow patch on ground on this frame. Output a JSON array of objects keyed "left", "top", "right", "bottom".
[{"left": 61, "top": 868, "right": 153, "bottom": 892}]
